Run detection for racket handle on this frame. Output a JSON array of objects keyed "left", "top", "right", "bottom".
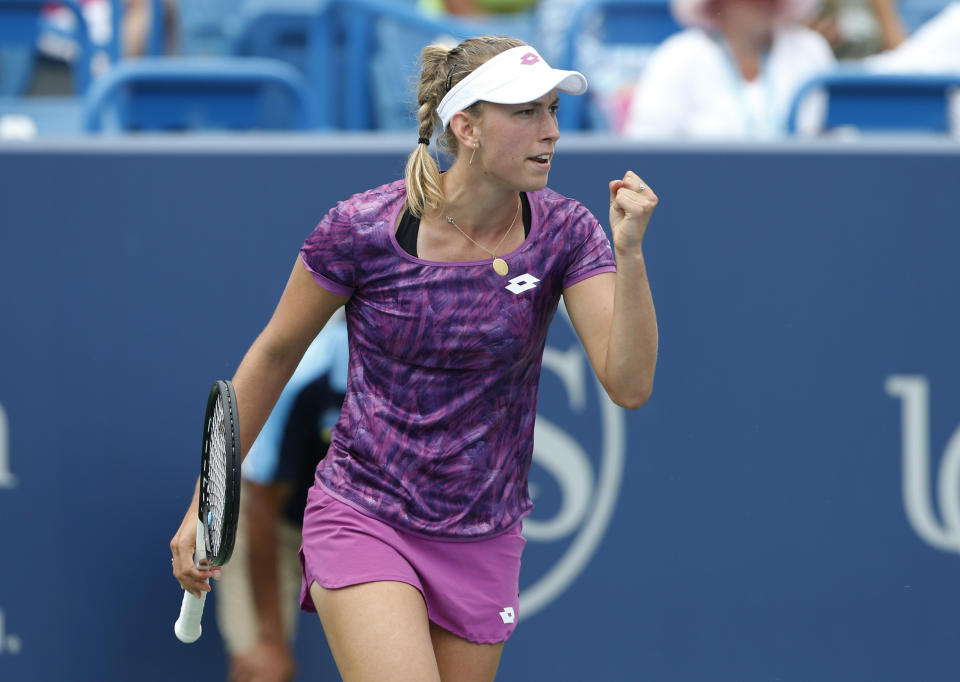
[
  {"left": 175, "top": 510, "right": 209, "bottom": 642},
  {"left": 174, "top": 588, "right": 206, "bottom": 643}
]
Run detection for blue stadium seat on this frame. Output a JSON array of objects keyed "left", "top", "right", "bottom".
[
  {"left": 230, "top": 1, "right": 336, "bottom": 128},
  {"left": 557, "top": 0, "right": 681, "bottom": 130},
  {"left": 785, "top": 70, "right": 960, "bottom": 135},
  {"left": 81, "top": 57, "right": 313, "bottom": 131},
  {"left": 233, "top": 5, "right": 316, "bottom": 74}
]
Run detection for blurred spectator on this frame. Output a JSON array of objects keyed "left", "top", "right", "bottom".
[
  {"left": 215, "top": 318, "right": 348, "bottom": 682},
  {"left": 862, "top": 1, "right": 960, "bottom": 132},
  {"left": 122, "top": 0, "right": 179, "bottom": 57},
  {"left": 810, "top": 0, "right": 907, "bottom": 58},
  {"left": 863, "top": 0, "right": 959, "bottom": 69},
  {"left": 623, "top": 0, "right": 836, "bottom": 138}
]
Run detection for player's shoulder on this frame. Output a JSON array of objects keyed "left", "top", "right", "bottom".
[
  {"left": 530, "top": 185, "right": 581, "bottom": 210},
  {"left": 530, "top": 186, "right": 594, "bottom": 227},
  {"left": 332, "top": 179, "right": 406, "bottom": 222}
]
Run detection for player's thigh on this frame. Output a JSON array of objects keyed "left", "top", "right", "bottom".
[
  {"left": 430, "top": 622, "right": 504, "bottom": 682},
  {"left": 309, "top": 580, "right": 441, "bottom": 682}
]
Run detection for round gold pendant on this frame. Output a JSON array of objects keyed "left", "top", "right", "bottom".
[{"left": 492, "top": 258, "right": 509, "bottom": 276}]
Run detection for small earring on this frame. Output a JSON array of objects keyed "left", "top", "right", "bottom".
[{"left": 469, "top": 141, "right": 479, "bottom": 166}]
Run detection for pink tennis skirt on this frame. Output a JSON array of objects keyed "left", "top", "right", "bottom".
[{"left": 298, "top": 483, "right": 526, "bottom": 644}]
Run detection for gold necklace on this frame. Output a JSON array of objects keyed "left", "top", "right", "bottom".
[{"left": 445, "top": 196, "right": 521, "bottom": 276}]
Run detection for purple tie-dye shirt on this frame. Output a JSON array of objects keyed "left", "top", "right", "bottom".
[{"left": 299, "top": 179, "right": 616, "bottom": 539}]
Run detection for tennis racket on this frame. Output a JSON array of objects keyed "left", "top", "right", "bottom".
[{"left": 174, "top": 379, "right": 242, "bottom": 643}]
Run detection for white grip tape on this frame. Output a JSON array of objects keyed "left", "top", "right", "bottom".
[
  {"left": 174, "top": 589, "right": 206, "bottom": 643},
  {"left": 173, "top": 518, "right": 209, "bottom": 643}
]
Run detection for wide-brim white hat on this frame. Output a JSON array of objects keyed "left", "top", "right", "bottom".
[
  {"left": 671, "top": 0, "right": 821, "bottom": 29},
  {"left": 437, "top": 45, "right": 588, "bottom": 129}
]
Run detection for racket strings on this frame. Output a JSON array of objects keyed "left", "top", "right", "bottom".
[{"left": 205, "top": 397, "right": 229, "bottom": 557}]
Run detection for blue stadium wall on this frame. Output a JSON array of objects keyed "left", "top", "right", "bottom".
[{"left": 1, "top": 136, "right": 959, "bottom": 681}]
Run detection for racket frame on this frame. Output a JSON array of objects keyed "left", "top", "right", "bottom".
[
  {"left": 198, "top": 379, "right": 242, "bottom": 567},
  {"left": 174, "top": 379, "right": 242, "bottom": 644}
]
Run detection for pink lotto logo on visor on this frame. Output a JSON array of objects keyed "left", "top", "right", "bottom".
[{"left": 520, "top": 52, "right": 540, "bottom": 66}]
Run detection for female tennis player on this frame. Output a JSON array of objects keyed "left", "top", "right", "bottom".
[{"left": 172, "top": 35, "right": 658, "bottom": 682}]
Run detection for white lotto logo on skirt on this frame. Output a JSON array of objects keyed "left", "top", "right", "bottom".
[{"left": 520, "top": 303, "right": 626, "bottom": 621}]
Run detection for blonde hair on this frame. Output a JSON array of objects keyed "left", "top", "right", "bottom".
[{"left": 404, "top": 35, "right": 526, "bottom": 217}]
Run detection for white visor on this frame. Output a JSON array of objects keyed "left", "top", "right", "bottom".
[{"left": 436, "top": 45, "right": 588, "bottom": 129}]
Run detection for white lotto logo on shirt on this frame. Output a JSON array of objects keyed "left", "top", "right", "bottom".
[
  {"left": 519, "top": 303, "right": 626, "bottom": 620},
  {"left": 506, "top": 273, "right": 540, "bottom": 295},
  {"left": 887, "top": 376, "right": 960, "bottom": 554},
  {"left": 0, "top": 402, "right": 15, "bottom": 489}
]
